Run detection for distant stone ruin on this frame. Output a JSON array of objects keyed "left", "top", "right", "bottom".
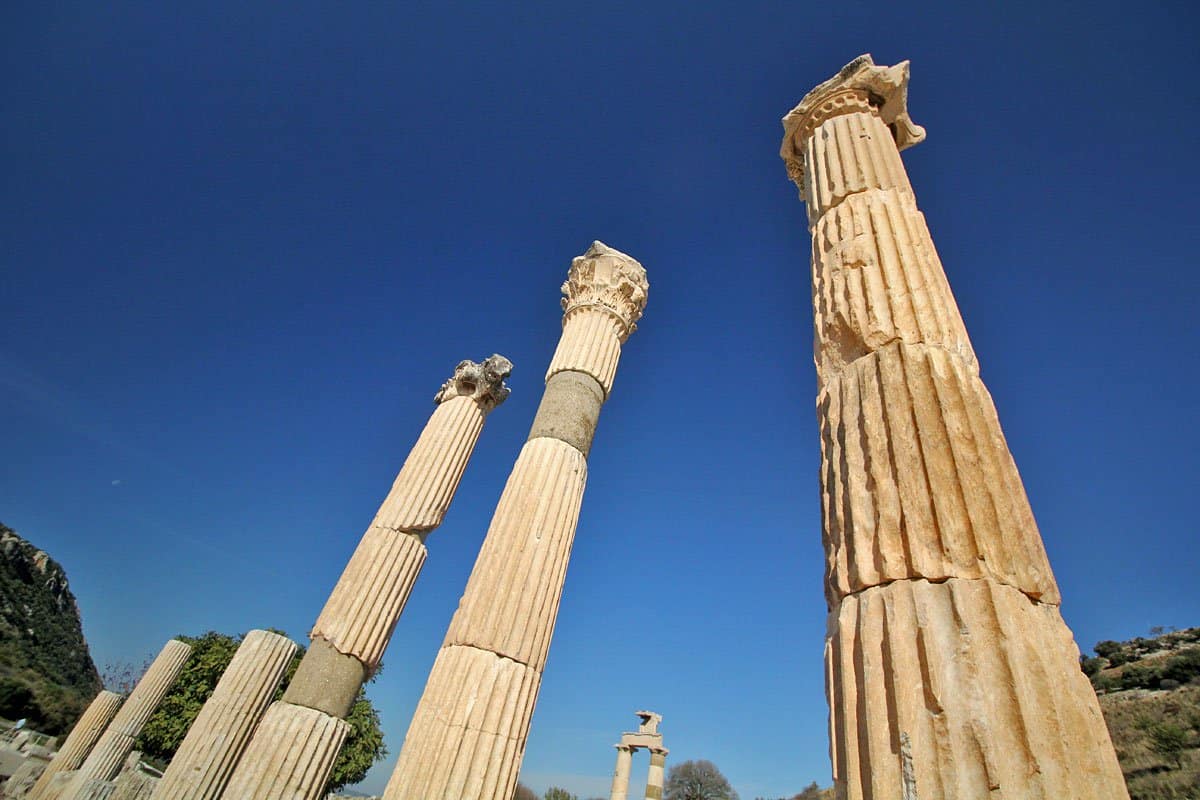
[{"left": 609, "top": 711, "right": 668, "bottom": 800}]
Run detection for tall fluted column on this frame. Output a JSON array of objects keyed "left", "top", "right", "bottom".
[
  {"left": 609, "top": 745, "right": 633, "bottom": 800},
  {"left": 26, "top": 691, "right": 123, "bottom": 800},
  {"left": 779, "top": 55, "right": 1127, "bottom": 798},
  {"left": 385, "top": 241, "right": 649, "bottom": 800},
  {"left": 150, "top": 630, "right": 297, "bottom": 799},
  {"left": 221, "top": 356, "right": 511, "bottom": 800},
  {"left": 59, "top": 640, "right": 192, "bottom": 800},
  {"left": 643, "top": 749, "right": 667, "bottom": 800}
]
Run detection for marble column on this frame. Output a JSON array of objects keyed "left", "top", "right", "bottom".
[
  {"left": 779, "top": 55, "right": 1128, "bottom": 798},
  {"left": 221, "top": 356, "right": 511, "bottom": 800},
  {"left": 643, "top": 748, "right": 666, "bottom": 800},
  {"left": 59, "top": 640, "right": 192, "bottom": 800},
  {"left": 150, "top": 630, "right": 297, "bottom": 799},
  {"left": 609, "top": 745, "right": 633, "bottom": 800},
  {"left": 26, "top": 691, "right": 123, "bottom": 800},
  {"left": 384, "top": 242, "right": 649, "bottom": 800}
]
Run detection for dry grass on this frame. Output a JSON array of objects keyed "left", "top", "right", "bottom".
[{"left": 1099, "top": 685, "right": 1200, "bottom": 799}]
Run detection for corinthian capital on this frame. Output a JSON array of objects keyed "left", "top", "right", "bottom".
[
  {"left": 780, "top": 54, "right": 926, "bottom": 188},
  {"left": 561, "top": 241, "right": 649, "bottom": 341},
  {"left": 434, "top": 355, "right": 513, "bottom": 412}
]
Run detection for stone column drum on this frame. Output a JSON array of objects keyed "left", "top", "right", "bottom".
[
  {"left": 384, "top": 242, "right": 649, "bottom": 800},
  {"left": 26, "top": 691, "right": 123, "bottom": 800},
  {"left": 609, "top": 745, "right": 633, "bottom": 800},
  {"left": 779, "top": 55, "right": 1128, "bottom": 798},
  {"left": 150, "top": 630, "right": 297, "bottom": 799},
  {"left": 221, "top": 356, "right": 512, "bottom": 800},
  {"left": 643, "top": 749, "right": 666, "bottom": 800},
  {"left": 59, "top": 640, "right": 192, "bottom": 800}
]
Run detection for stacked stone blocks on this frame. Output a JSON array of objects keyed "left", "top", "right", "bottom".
[{"left": 780, "top": 55, "right": 1127, "bottom": 798}]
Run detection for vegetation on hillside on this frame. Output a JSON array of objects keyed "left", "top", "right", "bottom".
[
  {"left": 1084, "top": 627, "right": 1200, "bottom": 799},
  {"left": 0, "top": 523, "right": 102, "bottom": 734},
  {"left": 134, "top": 630, "right": 387, "bottom": 794}
]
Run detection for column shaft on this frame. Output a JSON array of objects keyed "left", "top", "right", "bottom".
[
  {"left": 609, "top": 746, "right": 632, "bottom": 800},
  {"left": 151, "top": 630, "right": 297, "bottom": 800},
  {"left": 217, "top": 702, "right": 348, "bottom": 799},
  {"left": 780, "top": 55, "right": 1127, "bottom": 799},
  {"left": 221, "top": 358, "right": 509, "bottom": 800},
  {"left": 385, "top": 242, "right": 648, "bottom": 800},
  {"left": 59, "top": 640, "right": 191, "bottom": 800},
  {"left": 27, "top": 691, "right": 123, "bottom": 800},
  {"left": 643, "top": 750, "right": 666, "bottom": 800}
]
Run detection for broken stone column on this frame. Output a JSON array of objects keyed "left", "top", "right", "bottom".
[
  {"left": 107, "top": 752, "right": 156, "bottom": 800},
  {"left": 779, "top": 55, "right": 1128, "bottom": 799},
  {"left": 150, "top": 630, "right": 297, "bottom": 799},
  {"left": 27, "top": 691, "right": 123, "bottom": 800},
  {"left": 609, "top": 745, "right": 633, "bottom": 800},
  {"left": 59, "top": 640, "right": 191, "bottom": 800},
  {"left": 384, "top": 242, "right": 649, "bottom": 800},
  {"left": 221, "top": 356, "right": 512, "bottom": 800},
  {"left": 643, "top": 749, "right": 666, "bottom": 800}
]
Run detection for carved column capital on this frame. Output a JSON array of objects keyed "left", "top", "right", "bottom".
[
  {"left": 433, "top": 355, "right": 513, "bottom": 413},
  {"left": 561, "top": 241, "right": 649, "bottom": 341},
  {"left": 614, "top": 743, "right": 634, "bottom": 752},
  {"left": 780, "top": 54, "right": 926, "bottom": 191}
]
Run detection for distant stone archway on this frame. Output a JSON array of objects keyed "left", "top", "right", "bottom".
[{"left": 609, "top": 711, "right": 668, "bottom": 800}]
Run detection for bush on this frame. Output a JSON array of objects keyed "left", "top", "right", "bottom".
[
  {"left": 1147, "top": 723, "right": 1189, "bottom": 769},
  {"left": 1120, "top": 664, "right": 1164, "bottom": 691},
  {"left": 1081, "top": 656, "right": 1105, "bottom": 678},
  {"left": 1162, "top": 648, "right": 1200, "bottom": 685}
]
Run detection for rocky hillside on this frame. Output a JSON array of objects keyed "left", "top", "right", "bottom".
[
  {"left": 1083, "top": 627, "right": 1200, "bottom": 800},
  {"left": 0, "top": 523, "right": 101, "bottom": 734}
]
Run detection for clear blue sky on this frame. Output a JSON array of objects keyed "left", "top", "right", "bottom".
[{"left": 3, "top": 2, "right": 1198, "bottom": 797}]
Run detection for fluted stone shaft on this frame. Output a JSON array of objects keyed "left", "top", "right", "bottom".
[
  {"left": 60, "top": 640, "right": 191, "bottom": 800},
  {"left": 218, "top": 702, "right": 348, "bottom": 799},
  {"left": 151, "top": 630, "right": 297, "bottom": 800},
  {"left": 385, "top": 242, "right": 649, "bottom": 800},
  {"left": 609, "top": 745, "right": 633, "bottom": 800},
  {"left": 780, "top": 55, "right": 1127, "bottom": 798},
  {"left": 221, "top": 357, "right": 510, "bottom": 800},
  {"left": 27, "top": 691, "right": 123, "bottom": 800}
]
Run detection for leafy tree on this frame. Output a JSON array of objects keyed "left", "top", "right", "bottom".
[
  {"left": 545, "top": 788, "right": 577, "bottom": 800},
  {"left": 134, "top": 631, "right": 386, "bottom": 793},
  {"left": 137, "top": 632, "right": 239, "bottom": 761},
  {"left": 101, "top": 658, "right": 152, "bottom": 695},
  {"left": 665, "top": 759, "right": 739, "bottom": 800},
  {"left": 513, "top": 783, "right": 538, "bottom": 800},
  {"left": 791, "top": 782, "right": 827, "bottom": 800},
  {"left": 328, "top": 688, "right": 386, "bottom": 791},
  {"left": 1094, "top": 640, "right": 1124, "bottom": 661},
  {"left": 1079, "top": 656, "right": 1104, "bottom": 678},
  {"left": 1147, "top": 722, "right": 1189, "bottom": 769}
]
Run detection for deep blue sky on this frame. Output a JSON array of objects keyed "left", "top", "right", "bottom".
[{"left": 3, "top": 2, "right": 1198, "bottom": 797}]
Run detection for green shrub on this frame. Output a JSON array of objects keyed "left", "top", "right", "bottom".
[
  {"left": 1147, "top": 723, "right": 1189, "bottom": 769},
  {"left": 1162, "top": 648, "right": 1200, "bottom": 685},
  {"left": 1121, "top": 664, "right": 1164, "bottom": 691}
]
